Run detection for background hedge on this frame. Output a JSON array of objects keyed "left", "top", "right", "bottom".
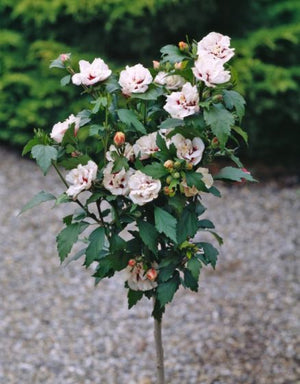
[{"left": 1, "top": 0, "right": 299, "bottom": 165}]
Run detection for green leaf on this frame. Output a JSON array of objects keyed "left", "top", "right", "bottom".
[
  {"left": 197, "top": 242, "right": 219, "bottom": 268},
  {"left": 91, "top": 96, "right": 107, "bottom": 114},
  {"left": 160, "top": 44, "right": 188, "bottom": 64},
  {"left": 89, "top": 125, "right": 105, "bottom": 136},
  {"left": 49, "top": 57, "right": 64, "bottom": 69},
  {"left": 142, "top": 162, "right": 168, "bottom": 178},
  {"left": 232, "top": 126, "right": 248, "bottom": 144},
  {"left": 31, "top": 145, "right": 58, "bottom": 175},
  {"left": 204, "top": 104, "right": 234, "bottom": 148},
  {"left": 58, "top": 155, "right": 90, "bottom": 170},
  {"left": 60, "top": 75, "right": 71, "bottom": 86},
  {"left": 154, "top": 207, "right": 178, "bottom": 243},
  {"left": 117, "top": 109, "right": 146, "bottom": 134},
  {"left": 20, "top": 191, "right": 56, "bottom": 214},
  {"left": 85, "top": 227, "right": 106, "bottom": 267},
  {"left": 157, "top": 272, "right": 180, "bottom": 307},
  {"left": 197, "top": 219, "right": 215, "bottom": 229},
  {"left": 158, "top": 264, "right": 177, "bottom": 283},
  {"left": 22, "top": 138, "right": 41, "bottom": 156},
  {"left": 187, "top": 257, "right": 202, "bottom": 281},
  {"left": 208, "top": 186, "right": 221, "bottom": 197},
  {"left": 159, "top": 118, "right": 183, "bottom": 130},
  {"left": 185, "top": 172, "right": 206, "bottom": 191},
  {"left": 207, "top": 230, "right": 223, "bottom": 245},
  {"left": 177, "top": 205, "right": 198, "bottom": 244},
  {"left": 57, "top": 222, "right": 89, "bottom": 263},
  {"left": 130, "top": 87, "right": 164, "bottom": 100},
  {"left": 214, "top": 166, "right": 256, "bottom": 182},
  {"left": 63, "top": 248, "right": 87, "bottom": 267},
  {"left": 137, "top": 221, "right": 159, "bottom": 254},
  {"left": 128, "top": 289, "right": 143, "bottom": 309},
  {"left": 93, "top": 257, "right": 114, "bottom": 280},
  {"left": 183, "top": 269, "right": 198, "bottom": 292},
  {"left": 110, "top": 233, "right": 126, "bottom": 253},
  {"left": 223, "top": 90, "right": 246, "bottom": 122},
  {"left": 168, "top": 194, "right": 186, "bottom": 215},
  {"left": 55, "top": 193, "right": 71, "bottom": 206},
  {"left": 61, "top": 124, "right": 77, "bottom": 146},
  {"left": 112, "top": 156, "right": 129, "bottom": 172}
]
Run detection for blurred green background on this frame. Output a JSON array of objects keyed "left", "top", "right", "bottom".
[{"left": 0, "top": 0, "right": 299, "bottom": 166}]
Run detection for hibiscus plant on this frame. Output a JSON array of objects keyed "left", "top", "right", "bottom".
[{"left": 22, "top": 33, "right": 255, "bottom": 383}]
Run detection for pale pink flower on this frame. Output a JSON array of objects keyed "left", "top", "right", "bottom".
[
  {"left": 103, "top": 162, "right": 134, "bottom": 196},
  {"left": 72, "top": 58, "right": 112, "bottom": 86},
  {"left": 66, "top": 160, "right": 98, "bottom": 199},
  {"left": 192, "top": 55, "right": 230, "bottom": 87},
  {"left": 197, "top": 32, "right": 235, "bottom": 63},
  {"left": 133, "top": 132, "right": 159, "bottom": 160},
  {"left": 119, "top": 64, "right": 153, "bottom": 96},
  {"left": 171, "top": 134, "right": 205, "bottom": 165},
  {"left": 50, "top": 114, "right": 81, "bottom": 143},
  {"left": 154, "top": 71, "right": 186, "bottom": 90},
  {"left": 124, "top": 262, "right": 158, "bottom": 291},
  {"left": 128, "top": 171, "right": 161, "bottom": 206},
  {"left": 60, "top": 53, "right": 70, "bottom": 62},
  {"left": 163, "top": 82, "right": 199, "bottom": 119}
]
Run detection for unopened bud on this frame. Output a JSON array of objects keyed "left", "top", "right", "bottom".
[
  {"left": 153, "top": 60, "right": 160, "bottom": 69},
  {"left": 173, "top": 172, "right": 180, "bottom": 179},
  {"left": 146, "top": 268, "right": 158, "bottom": 281},
  {"left": 60, "top": 53, "right": 70, "bottom": 62},
  {"left": 174, "top": 161, "right": 181, "bottom": 170},
  {"left": 166, "top": 175, "right": 173, "bottom": 184},
  {"left": 113, "top": 131, "right": 125, "bottom": 146},
  {"left": 71, "top": 151, "right": 81, "bottom": 158},
  {"left": 242, "top": 168, "right": 250, "bottom": 174},
  {"left": 211, "top": 137, "right": 219, "bottom": 148},
  {"left": 163, "top": 186, "right": 170, "bottom": 195},
  {"left": 128, "top": 259, "right": 136, "bottom": 267},
  {"left": 174, "top": 62, "right": 183, "bottom": 70},
  {"left": 164, "top": 160, "right": 174, "bottom": 169},
  {"left": 212, "top": 94, "right": 223, "bottom": 103},
  {"left": 185, "top": 162, "right": 193, "bottom": 171},
  {"left": 178, "top": 41, "right": 188, "bottom": 51}
]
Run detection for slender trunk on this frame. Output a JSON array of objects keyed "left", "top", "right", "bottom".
[{"left": 153, "top": 299, "right": 165, "bottom": 384}]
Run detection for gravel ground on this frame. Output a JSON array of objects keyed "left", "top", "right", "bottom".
[{"left": 0, "top": 145, "right": 299, "bottom": 384}]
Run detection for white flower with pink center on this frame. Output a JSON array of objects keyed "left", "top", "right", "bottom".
[
  {"left": 50, "top": 114, "right": 81, "bottom": 144},
  {"left": 197, "top": 32, "right": 235, "bottom": 63},
  {"left": 154, "top": 71, "right": 186, "bottom": 90},
  {"left": 72, "top": 58, "right": 112, "bottom": 86},
  {"left": 133, "top": 132, "right": 160, "bottom": 160},
  {"left": 103, "top": 162, "right": 133, "bottom": 196},
  {"left": 171, "top": 134, "right": 205, "bottom": 165},
  {"left": 192, "top": 55, "right": 230, "bottom": 87},
  {"left": 124, "top": 262, "right": 158, "bottom": 291},
  {"left": 119, "top": 64, "right": 153, "bottom": 96},
  {"left": 163, "top": 82, "right": 199, "bottom": 119},
  {"left": 128, "top": 171, "right": 161, "bottom": 206},
  {"left": 66, "top": 160, "right": 98, "bottom": 199}
]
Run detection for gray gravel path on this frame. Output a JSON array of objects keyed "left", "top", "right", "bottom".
[{"left": 0, "top": 146, "right": 299, "bottom": 384}]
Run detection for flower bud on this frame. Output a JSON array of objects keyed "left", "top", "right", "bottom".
[
  {"left": 113, "top": 131, "right": 125, "bottom": 146},
  {"left": 185, "top": 162, "right": 193, "bottom": 171},
  {"left": 174, "top": 161, "right": 181, "bottom": 170},
  {"left": 164, "top": 160, "right": 174, "bottom": 169},
  {"left": 152, "top": 60, "right": 160, "bottom": 69},
  {"left": 146, "top": 268, "right": 158, "bottom": 281},
  {"left": 178, "top": 41, "right": 188, "bottom": 51},
  {"left": 163, "top": 186, "right": 170, "bottom": 195},
  {"left": 128, "top": 259, "right": 136, "bottom": 267},
  {"left": 242, "top": 168, "right": 250, "bottom": 174},
  {"left": 71, "top": 151, "right": 81, "bottom": 158},
  {"left": 174, "top": 62, "right": 183, "bottom": 70},
  {"left": 166, "top": 175, "right": 173, "bottom": 184},
  {"left": 212, "top": 94, "right": 223, "bottom": 103},
  {"left": 173, "top": 172, "right": 180, "bottom": 179},
  {"left": 60, "top": 53, "right": 70, "bottom": 62},
  {"left": 211, "top": 137, "right": 219, "bottom": 148}
]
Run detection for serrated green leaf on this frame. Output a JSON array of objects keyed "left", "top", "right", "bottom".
[
  {"left": 137, "top": 221, "right": 159, "bottom": 254},
  {"left": 89, "top": 125, "right": 105, "bottom": 136},
  {"left": 117, "top": 109, "right": 146, "bottom": 134},
  {"left": 223, "top": 90, "right": 246, "bottom": 122},
  {"left": 154, "top": 207, "right": 178, "bottom": 243},
  {"left": 232, "top": 126, "right": 248, "bottom": 144},
  {"left": 208, "top": 186, "right": 221, "bottom": 197},
  {"left": 168, "top": 194, "right": 186, "bottom": 215},
  {"left": 187, "top": 257, "right": 202, "bottom": 281},
  {"left": 20, "top": 191, "right": 56, "bottom": 214},
  {"left": 159, "top": 118, "right": 183, "bottom": 130},
  {"left": 204, "top": 104, "right": 234, "bottom": 148},
  {"left": 207, "top": 230, "right": 223, "bottom": 245},
  {"left": 185, "top": 172, "right": 206, "bottom": 191},
  {"left": 158, "top": 264, "right": 177, "bottom": 282},
  {"left": 130, "top": 87, "right": 164, "bottom": 100},
  {"left": 60, "top": 75, "right": 71, "bottom": 86},
  {"left": 183, "top": 269, "right": 198, "bottom": 292},
  {"left": 58, "top": 155, "right": 90, "bottom": 170},
  {"left": 112, "top": 156, "right": 129, "bottom": 172},
  {"left": 197, "top": 242, "right": 219, "bottom": 268},
  {"left": 49, "top": 57, "right": 64, "bottom": 69},
  {"left": 85, "top": 227, "right": 106, "bottom": 267},
  {"left": 128, "top": 289, "right": 143, "bottom": 309},
  {"left": 22, "top": 138, "right": 41, "bottom": 156},
  {"left": 57, "top": 222, "right": 89, "bottom": 263},
  {"left": 160, "top": 44, "right": 188, "bottom": 64},
  {"left": 157, "top": 272, "right": 180, "bottom": 307},
  {"left": 110, "top": 233, "right": 126, "bottom": 252},
  {"left": 197, "top": 219, "right": 215, "bottom": 229},
  {"left": 31, "top": 145, "right": 58, "bottom": 175},
  {"left": 142, "top": 162, "right": 168, "bottom": 178},
  {"left": 177, "top": 205, "right": 198, "bottom": 244},
  {"left": 63, "top": 248, "right": 87, "bottom": 267},
  {"left": 214, "top": 166, "right": 256, "bottom": 182},
  {"left": 55, "top": 193, "right": 71, "bottom": 206}
]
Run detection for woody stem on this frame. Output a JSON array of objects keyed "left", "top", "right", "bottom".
[{"left": 153, "top": 298, "right": 165, "bottom": 384}]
